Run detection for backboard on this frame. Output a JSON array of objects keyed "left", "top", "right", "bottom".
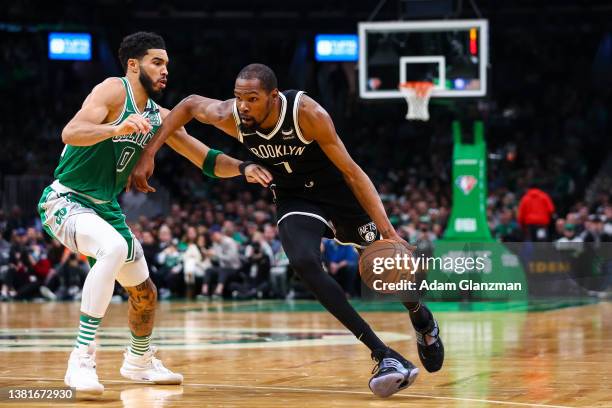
[{"left": 358, "top": 19, "right": 488, "bottom": 99}]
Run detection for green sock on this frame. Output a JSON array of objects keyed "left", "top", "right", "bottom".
[
  {"left": 76, "top": 314, "right": 102, "bottom": 348},
  {"left": 129, "top": 332, "right": 151, "bottom": 356}
]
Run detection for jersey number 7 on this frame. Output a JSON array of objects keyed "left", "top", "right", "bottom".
[{"left": 274, "top": 161, "right": 293, "bottom": 174}]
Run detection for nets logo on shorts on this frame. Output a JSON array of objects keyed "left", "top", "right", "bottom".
[
  {"left": 358, "top": 222, "right": 378, "bottom": 243},
  {"left": 455, "top": 175, "right": 477, "bottom": 195}
]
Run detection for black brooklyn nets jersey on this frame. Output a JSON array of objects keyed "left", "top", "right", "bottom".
[{"left": 232, "top": 90, "right": 344, "bottom": 190}]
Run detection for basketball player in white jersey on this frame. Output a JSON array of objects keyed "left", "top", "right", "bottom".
[{"left": 38, "top": 34, "right": 271, "bottom": 395}]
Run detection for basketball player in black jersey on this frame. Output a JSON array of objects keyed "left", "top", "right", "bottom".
[{"left": 128, "top": 64, "right": 443, "bottom": 398}]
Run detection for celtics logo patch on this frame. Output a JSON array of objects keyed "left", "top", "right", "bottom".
[{"left": 54, "top": 207, "right": 68, "bottom": 225}]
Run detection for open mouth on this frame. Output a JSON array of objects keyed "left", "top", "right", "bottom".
[{"left": 158, "top": 79, "right": 167, "bottom": 88}]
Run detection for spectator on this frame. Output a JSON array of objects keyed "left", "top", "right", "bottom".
[
  {"left": 555, "top": 223, "right": 583, "bottom": 251},
  {"left": 263, "top": 224, "right": 282, "bottom": 256},
  {"left": 0, "top": 231, "right": 11, "bottom": 299},
  {"left": 581, "top": 215, "right": 610, "bottom": 244},
  {"left": 43, "top": 253, "right": 88, "bottom": 300},
  {"left": 149, "top": 224, "right": 174, "bottom": 296},
  {"left": 493, "top": 208, "right": 522, "bottom": 242},
  {"left": 202, "top": 230, "right": 241, "bottom": 298},
  {"left": 322, "top": 239, "right": 359, "bottom": 297},
  {"left": 141, "top": 230, "right": 159, "bottom": 273},
  {"left": 230, "top": 234, "right": 272, "bottom": 299},
  {"left": 553, "top": 218, "right": 566, "bottom": 240},
  {"left": 195, "top": 234, "right": 213, "bottom": 298},
  {"left": 181, "top": 226, "right": 204, "bottom": 299},
  {"left": 518, "top": 186, "right": 556, "bottom": 241},
  {"left": 270, "top": 247, "right": 291, "bottom": 298},
  {"left": 5, "top": 229, "right": 40, "bottom": 300},
  {"left": 603, "top": 206, "right": 612, "bottom": 241},
  {"left": 156, "top": 239, "right": 183, "bottom": 297},
  {"left": 410, "top": 216, "right": 438, "bottom": 245}
]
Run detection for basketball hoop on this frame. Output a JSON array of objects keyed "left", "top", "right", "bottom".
[{"left": 399, "top": 82, "right": 434, "bottom": 121}]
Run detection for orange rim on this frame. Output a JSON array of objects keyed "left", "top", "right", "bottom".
[{"left": 399, "top": 81, "right": 433, "bottom": 98}]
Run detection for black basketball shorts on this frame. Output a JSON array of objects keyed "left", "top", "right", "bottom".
[{"left": 273, "top": 182, "right": 381, "bottom": 248}]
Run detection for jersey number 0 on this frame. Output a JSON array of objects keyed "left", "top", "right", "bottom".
[{"left": 117, "top": 146, "right": 136, "bottom": 172}]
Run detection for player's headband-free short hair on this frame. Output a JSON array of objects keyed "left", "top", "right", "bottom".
[
  {"left": 118, "top": 31, "right": 166, "bottom": 71},
  {"left": 236, "top": 63, "right": 278, "bottom": 93}
]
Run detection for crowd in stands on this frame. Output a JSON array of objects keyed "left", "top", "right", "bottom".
[
  {"left": 1, "top": 12, "right": 611, "bottom": 301},
  {"left": 1, "top": 181, "right": 611, "bottom": 302}
]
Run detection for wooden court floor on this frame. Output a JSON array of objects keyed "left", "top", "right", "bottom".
[{"left": 0, "top": 300, "right": 609, "bottom": 407}]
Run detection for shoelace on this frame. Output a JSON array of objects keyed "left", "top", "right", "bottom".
[
  {"left": 140, "top": 347, "right": 171, "bottom": 373},
  {"left": 79, "top": 352, "right": 96, "bottom": 370},
  {"left": 416, "top": 321, "right": 439, "bottom": 346},
  {"left": 371, "top": 357, "right": 403, "bottom": 375}
]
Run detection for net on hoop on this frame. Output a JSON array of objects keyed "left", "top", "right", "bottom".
[{"left": 399, "top": 82, "right": 434, "bottom": 121}]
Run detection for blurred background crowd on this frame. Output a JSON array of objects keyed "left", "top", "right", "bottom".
[{"left": 1, "top": 1, "right": 611, "bottom": 301}]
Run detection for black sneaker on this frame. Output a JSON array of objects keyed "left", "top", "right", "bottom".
[
  {"left": 415, "top": 318, "right": 444, "bottom": 372},
  {"left": 368, "top": 347, "right": 419, "bottom": 398}
]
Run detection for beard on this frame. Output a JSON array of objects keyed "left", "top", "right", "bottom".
[
  {"left": 238, "top": 99, "right": 275, "bottom": 134},
  {"left": 139, "top": 68, "right": 163, "bottom": 100},
  {"left": 239, "top": 122, "right": 258, "bottom": 134}
]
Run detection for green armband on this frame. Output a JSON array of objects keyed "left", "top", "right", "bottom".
[{"left": 202, "top": 149, "right": 223, "bottom": 178}]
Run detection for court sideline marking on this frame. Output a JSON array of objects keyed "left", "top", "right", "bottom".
[{"left": 0, "top": 376, "right": 576, "bottom": 408}]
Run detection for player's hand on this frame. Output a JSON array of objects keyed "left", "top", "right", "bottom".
[
  {"left": 244, "top": 164, "right": 273, "bottom": 187},
  {"left": 126, "top": 152, "right": 156, "bottom": 193},
  {"left": 386, "top": 233, "right": 417, "bottom": 253},
  {"left": 329, "top": 262, "right": 339, "bottom": 274},
  {"left": 114, "top": 113, "right": 152, "bottom": 136}
]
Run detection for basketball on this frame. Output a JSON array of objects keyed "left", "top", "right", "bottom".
[{"left": 358, "top": 239, "right": 417, "bottom": 294}]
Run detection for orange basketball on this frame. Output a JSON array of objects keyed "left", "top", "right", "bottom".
[{"left": 358, "top": 239, "right": 418, "bottom": 294}]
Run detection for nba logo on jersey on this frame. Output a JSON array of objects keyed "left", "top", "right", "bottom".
[
  {"left": 358, "top": 222, "right": 378, "bottom": 243},
  {"left": 455, "top": 175, "right": 477, "bottom": 195},
  {"left": 149, "top": 114, "right": 161, "bottom": 126}
]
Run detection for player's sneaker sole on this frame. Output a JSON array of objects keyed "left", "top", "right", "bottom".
[
  {"left": 120, "top": 366, "right": 183, "bottom": 385},
  {"left": 64, "top": 376, "right": 104, "bottom": 396},
  {"left": 368, "top": 366, "right": 419, "bottom": 398}
]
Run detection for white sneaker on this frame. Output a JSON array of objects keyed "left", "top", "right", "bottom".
[
  {"left": 120, "top": 346, "right": 183, "bottom": 384},
  {"left": 64, "top": 343, "right": 104, "bottom": 395}
]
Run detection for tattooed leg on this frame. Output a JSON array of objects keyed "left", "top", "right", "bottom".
[{"left": 124, "top": 278, "right": 157, "bottom": 337}]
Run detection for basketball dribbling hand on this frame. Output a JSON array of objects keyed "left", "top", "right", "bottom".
[
  {"left": 244, "top": 164, "right": 273, "bottom": 187},
  {"left": 386, "top": 233, "right": 417, "bottom": 253},
  {"left": 126, "top": 152, "right": 156, "bottom": 193},
  {"left": 114, "top": 114, "right": 152, "bottom": 136}
]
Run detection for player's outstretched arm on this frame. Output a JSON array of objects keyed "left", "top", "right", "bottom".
[
  {"left": 298, "top": 96, "right": 404, "bottom": 243},
  {"left": 142, "top": 95, "right": 236, "bottom": 157},
  {"left": 126, "top": 105, "right": 272, "bottom": 192},
  {"left": 163, "top": 115, "right": 272, "bottom": 185},
  {"left": 61, "top": 78, "right": 152, "bottom": 146},
  {"left": 127, "top": 95, "right": 239, "bottom": 192}
]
